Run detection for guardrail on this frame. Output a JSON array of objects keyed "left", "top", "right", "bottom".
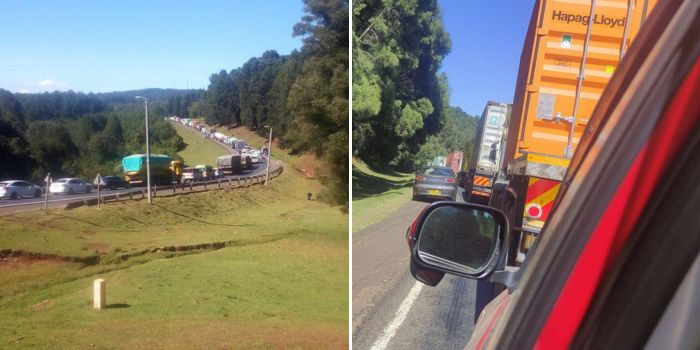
[
  {"left": 1, "top": 124, "right": 280, "bottom": 212},
  {"left": 63, "top": 161, "right": 283, "bottom": 210},
  {"left": 0, "top": 161, "right": 283, "bottom": 212}
]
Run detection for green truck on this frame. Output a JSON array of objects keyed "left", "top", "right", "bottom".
[{"left": 122, "top": 154, "right": 183, "bottom": 185}]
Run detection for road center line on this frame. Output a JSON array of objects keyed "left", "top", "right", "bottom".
[{"left": 370, "top": 281, "right": 424, "bottom": 350}]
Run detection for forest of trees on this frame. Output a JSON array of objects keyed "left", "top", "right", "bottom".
[
  {"left": 352, "top": 0, "right": 476, "bottom": 171},
  {"left": 0, "top": 0, "right": 349, "bottom": 207},
  {"left": 196, "top": 0, "right": 348, "bottom": 206},
  {"left": 0, "top": 88, "right": 187, "bottom": 182}
]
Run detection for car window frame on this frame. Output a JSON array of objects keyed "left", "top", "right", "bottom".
[
  {"left": 572, "top": 127, "right": 700, "bottom": 348},
  {"left": 490, "top": 2, "right": 700, "bottom": 348}
]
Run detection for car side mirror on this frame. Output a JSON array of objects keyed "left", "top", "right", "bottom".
[{"left": 407, "top": 201, "right": 509, "bottom": 285}]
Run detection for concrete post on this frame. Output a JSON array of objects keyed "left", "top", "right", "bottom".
[{"left": 93, "top": 279, "right": 106, "bottom": 309}]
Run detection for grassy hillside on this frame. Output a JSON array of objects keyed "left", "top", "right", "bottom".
[
  {"left": 352, "top": 158, "right": 414, "bottom": 232},
  {"left": 0, "top": 166, "right": 348, "bottom": 348},
  {"left": 173, "top": 123, "right": 228, "bottom": 167}
]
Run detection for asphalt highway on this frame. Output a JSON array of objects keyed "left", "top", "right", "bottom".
[
  {"left": 0, "top": 160, "right": 268, "bottom": 214},
  {"left": 352, "top": 187, "right": 478, "bottom": 350},
  {"left": 0, "top": 123, "right": 270, "bottom": 214}
]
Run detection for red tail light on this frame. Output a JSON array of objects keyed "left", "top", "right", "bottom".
[
  {"left": 445, "top": 178, "right": 456, "bottom": 183},
  {"left": 407, "top": 206, "right": 429, "bottom": 248},
  {"left": 415, "top": 175, "right": 425, "bottom": 181}
]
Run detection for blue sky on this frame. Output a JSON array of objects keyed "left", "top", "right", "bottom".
[
  {"left": 0, "top": 0, "right": 304, "bottom": 93},
  {"left": 439, "top": 0, "right": 535, "bottom": 116}
]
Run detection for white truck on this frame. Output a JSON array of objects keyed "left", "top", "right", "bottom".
[{"left": 464, "top": 101, "right": 511, "bottom": 203}]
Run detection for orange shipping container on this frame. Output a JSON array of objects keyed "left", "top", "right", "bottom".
[
  {"left": 486, "top": 0, "right": 659, "bottom": 266},
  {"left": 503, "top": 0, "right": 658, "bottom": 168}
]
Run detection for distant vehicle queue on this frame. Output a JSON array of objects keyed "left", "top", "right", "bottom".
[
  {"left": 0, "top": 116, "right": 267, "bottom": 200},
  {"left": 168, "top": 116, "right": 251, "bottom": 150},
  {"left": 166, "top": 115, "right": 265, "bottom": 170}
]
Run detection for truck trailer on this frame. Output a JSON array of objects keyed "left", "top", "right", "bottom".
[
  {"left": 216, "top": 154, "right": 243, "bottom": 176},
  {"left": 464, "top": 101, "right": 511, "bottom": 204},
  {"left": 122, "top": 154, "right": 183, "bottom": 185},
  {"left": 491, "top": 0, "right": 659, "bottom": 265}
]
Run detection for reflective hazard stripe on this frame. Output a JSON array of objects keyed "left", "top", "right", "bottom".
[
  {"left": 472, "top": 190, "right": 491, "bottom": 197},
  {"left": 474, "top": 176, "right": 490, "bottom": 186},
  {"left": 525, "top": 177, "right": 561, "bottom": 221}
]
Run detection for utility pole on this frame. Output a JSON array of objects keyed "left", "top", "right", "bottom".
[
  {"left": 95, "top": 174, "right": 102, "bottom": 210},
  {"left": 44, "top": 172, "right": 51, "bottom": 214},
  {"left": 136, "top": 96, "right": 152, "bottom": 204},
  {"left": 265, "top": 126, "right": 272, "bottom": 186}
]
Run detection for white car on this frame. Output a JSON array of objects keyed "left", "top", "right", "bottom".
[
  {"left": 241, "top": 148, "right": 262, "bottom": 163},
  {"left": 50, "top": 178, "right": 91, "bottom": 195},
  {"left": 249, "top": 149, "right": 262, "bottom": 163},
  {"left": 0, "top": 180, "right": 43, "bottom": 199}
]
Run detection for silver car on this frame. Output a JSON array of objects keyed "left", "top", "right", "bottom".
[
  {"left": 0, "top": 180, "right": 43, "bottom": 199},
  {"left": 412, "top": 166, "right": 458, "bottom": 201},
  {"left": 49, "top": 178, "right": 91, "bottom": 194}
]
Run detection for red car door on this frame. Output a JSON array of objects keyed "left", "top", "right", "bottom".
[{"left": 469, "top": 1, "right": 700, "bottom": 348}]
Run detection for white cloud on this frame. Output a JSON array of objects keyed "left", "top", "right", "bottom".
[
  {"left": 38, "top": 79, "right": 56, "bottom": 87},
  {"left": 17, "top": 79, "right": 70, "bottom": 92}
]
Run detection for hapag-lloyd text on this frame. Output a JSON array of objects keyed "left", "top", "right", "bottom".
[{"left": 552, "top": 10, "right": 626, "bottom": 28}]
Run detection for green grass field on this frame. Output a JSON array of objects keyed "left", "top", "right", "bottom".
[
  {"left": 352, "top": 158, "right": 414, "bottom": 232},
  {"left": 0, "top": 167, "right": 348, "bottom": 349},
  {"left": 173, "top": 123, "right": 228, "bottom": 167}
]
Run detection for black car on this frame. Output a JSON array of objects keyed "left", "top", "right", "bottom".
[
  {"left": 98, "top": 176, "right": 130, "bottom": 190},
  {"left": 456, "top": 170, "right": 468, "bottom": 188}
]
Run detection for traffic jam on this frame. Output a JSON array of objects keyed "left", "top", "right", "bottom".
[
  {"left": 404, "top": 0, "right": 699, "bottom": 348},
  {"left": 0, "top": 117, "right": 267, "bottom": 202}
]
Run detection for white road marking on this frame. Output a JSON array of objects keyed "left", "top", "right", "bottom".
[{"left": 370, "top": 281, "right": 424, "bottom": 350}]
